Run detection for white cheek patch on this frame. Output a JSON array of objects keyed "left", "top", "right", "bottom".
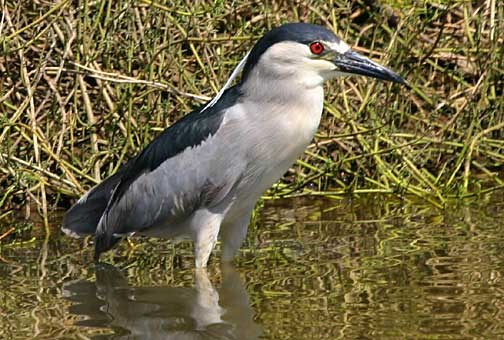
[
  {"left": 249, "top": 39, "right": 352, "bottom": 87},
  {"left": 264, "top": 41, "right": 312, "bottom": 63},
  {"left": 259, "top": 41, "right": 338, "bottom": 87},
  {"left": 327, "top": 39, "right": 351, "bottom": 54}
]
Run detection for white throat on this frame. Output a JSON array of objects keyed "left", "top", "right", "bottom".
[{"left": 239, "top": 69, "right": 325, "bottom": 160}]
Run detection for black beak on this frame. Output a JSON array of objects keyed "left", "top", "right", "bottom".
[{"left": 334, "top": 50, "right": 406, "bottom": 84}]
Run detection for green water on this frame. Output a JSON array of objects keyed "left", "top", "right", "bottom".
[{"left": 1, "top": 193, "right": 504, "bottom": 339}]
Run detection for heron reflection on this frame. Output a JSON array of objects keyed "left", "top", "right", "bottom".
[{"left": 62, "top": 263, "right": 262, "bottom": 339}]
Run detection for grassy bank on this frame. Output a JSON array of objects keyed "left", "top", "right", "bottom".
[{"left": 0, "top": 0, "right": 503, "bottom": 226}]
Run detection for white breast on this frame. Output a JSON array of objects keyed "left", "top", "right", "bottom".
[{"left": 221, "top": 84, "right": 324, "bottom": 213}]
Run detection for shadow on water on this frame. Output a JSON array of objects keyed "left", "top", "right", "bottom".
[
  {"left": 2, "top": 193, "right": 504, "bottom": 339},
  {"left": 62, "top": 263, "right": 262, "bottom": 339}
]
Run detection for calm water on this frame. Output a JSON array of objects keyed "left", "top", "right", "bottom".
[{"left": 1, "top": 194, "right": 504, "bottom": 339}]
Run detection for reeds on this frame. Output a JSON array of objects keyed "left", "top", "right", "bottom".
[{"left": 0, "top": 0, "right": 502, "bottom": 225}]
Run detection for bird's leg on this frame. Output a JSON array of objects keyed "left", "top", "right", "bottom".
[
  {"left": 192, "top": 209, "right": 223, "bottom": 268},
  {"left": 193, "top": 267, "right": 223, "bottom": 328},
  {"left": 220, "top": 210, "right": 253, "bottom": 262}
]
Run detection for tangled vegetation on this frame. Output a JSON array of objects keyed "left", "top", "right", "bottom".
[{"left": 0, "top": 0, "right": 502, "bottom": 229}]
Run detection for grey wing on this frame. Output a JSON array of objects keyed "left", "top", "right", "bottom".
[
  {"left": 62, "top": 169, "right": 123, "bottom": 237},
  {"left": 94, "top": 136, "right": 245, "bottom": 257},
  {"left": 73, "top": 85, "right": 245, "bottom": 258}
]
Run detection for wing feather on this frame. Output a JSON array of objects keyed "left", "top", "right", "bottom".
[{"left": 89, "top": 86, "right": 243, "bottom": 257}]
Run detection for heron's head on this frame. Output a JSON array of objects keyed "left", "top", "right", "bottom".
[{"left": 241, "top": 23, "right": 405, "bottom": 89}]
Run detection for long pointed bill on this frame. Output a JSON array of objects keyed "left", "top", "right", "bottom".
[{"left": 334, "top": 50, "right": 405, "bottom": 84}]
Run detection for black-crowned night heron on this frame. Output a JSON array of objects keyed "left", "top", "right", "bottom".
[{"left": 62, "top": 23, "right": 405, "bottom": 268}]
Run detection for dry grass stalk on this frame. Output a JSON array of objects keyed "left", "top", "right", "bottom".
[{"left": 0, "top": 0, "right": 502, "bottom": 228}]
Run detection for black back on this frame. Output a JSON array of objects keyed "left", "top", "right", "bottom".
[
  {"left": 108, "top": 85, "right": 242, "bottom": 208},
  {"left": 62, "top": 85, "right": 242, "bottom": 241}
]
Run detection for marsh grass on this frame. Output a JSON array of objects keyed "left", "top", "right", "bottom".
[{"left": 0, "top": 0, "right": 503, "bottom": 228}]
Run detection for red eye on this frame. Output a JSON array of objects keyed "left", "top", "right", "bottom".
[{"left": 310, "top": 41, "right": 324, "bottom": 55}]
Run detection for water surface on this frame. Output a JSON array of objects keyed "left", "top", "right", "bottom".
[{"left": 1, "top": 194, "right": 504, "bottom": 339}]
